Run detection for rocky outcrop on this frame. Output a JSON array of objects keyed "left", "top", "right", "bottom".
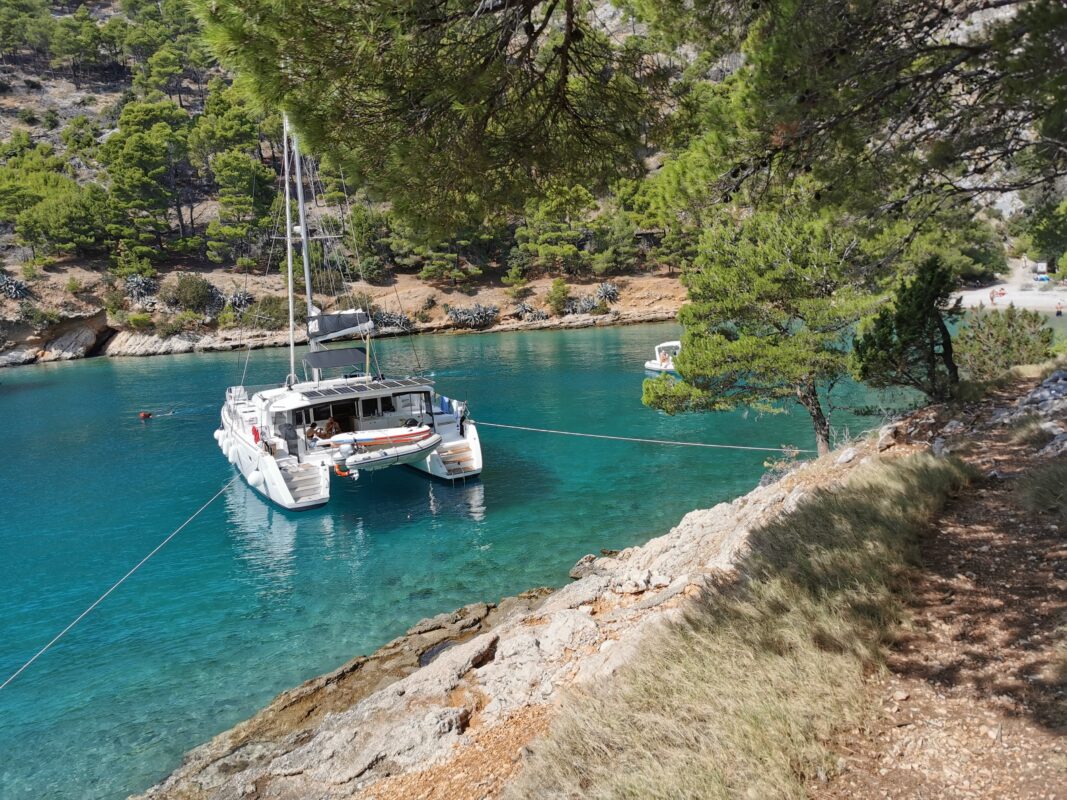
[
  {"left": 102, "top": 327, "right": 306, "bottom": 357},
  {"left": 139, "top": 433, "right": 891, "bottom": 800},
  {"left": 0, "top": 310, "right": 110, "bottom": 367}
]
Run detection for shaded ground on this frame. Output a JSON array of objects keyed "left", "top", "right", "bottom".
[{"left": 812, "top": 381, "right": 1066, "bottom": 800}]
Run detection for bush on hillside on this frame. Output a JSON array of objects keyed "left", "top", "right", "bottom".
[
  {"left": 157, "top": 273, "right": 223, "bottom": 314},
  {"left": 956, "top": 304, "right": 1055, "bottom": 382},
  {"left": 0, "top": 273, "right": 31, "bottom": 300}
]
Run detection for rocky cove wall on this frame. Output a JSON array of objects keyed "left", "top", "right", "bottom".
[{"left": 0, "top": 308, "right": 677, "bottom": 369}]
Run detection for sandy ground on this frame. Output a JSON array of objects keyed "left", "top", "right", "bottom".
[{"left": 956, "top": 259, "right": 1067, "bottom": 313}]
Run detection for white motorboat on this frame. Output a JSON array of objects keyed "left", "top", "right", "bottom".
[
  {"left": 644, "top": 340, "right": 681, "bottom": 373},
  {"left": 215, "top": 116, "right": 482, "bottom": 510}
]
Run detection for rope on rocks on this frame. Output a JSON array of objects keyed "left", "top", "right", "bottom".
[
  {"left": 0, "top": 476, "right": 239, "bottom": 693},
  {"left": 472, "top": 420, "right": 817, "bottom": 454}
]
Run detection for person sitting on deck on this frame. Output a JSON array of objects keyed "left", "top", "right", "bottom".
[
  {"left": 323, "top": 416, "right": 342, "bottom": 438},
  {"left": 306, "top": 422, "right": 323, "bottom": 446}
]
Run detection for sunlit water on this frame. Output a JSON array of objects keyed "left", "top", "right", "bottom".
[{"left": 0, "top": 322, "right": 915, "bottom": 798}]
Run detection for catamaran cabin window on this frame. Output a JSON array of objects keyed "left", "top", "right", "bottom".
[
  {"left": 360, "top": 398, "right": 380, "bottom": 418},
  {"left": 381, "top": 395, "right": 396, "bottom": 413}
]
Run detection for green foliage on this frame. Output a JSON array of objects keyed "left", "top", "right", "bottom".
[
  {"left": 216, "top": 304, "right": 238, "bottom": 329},
  {"left": 956, "top": 305, "right": 1056, "bottom": 382},
  {"left": 243, "top": 294, "right": 305, "bottom": 330},
  {"left": 643, "top": 207, "right": 877, "bottom": 455},
  {"left": 853, "top": 256, "right": 962, "bottom": 401},
  {"left": 187, "top": 78, "right": 260, "bottom": 173},
  {"left": 61, "top": 115, "right": 101, "bottom": 160},
  {"left": 157, "top": 272, "right": 218, "bottom": 313},
  {"left": 101, "top": 98, "right": 190, "bottom": 254},
  {"left": 20, "top": 263, "right": 39, "bottom": 281},
  {"left": 16, "top": 107, "right": 37, "bottom": 125},
  {"left": 545, "top": 278, "right": 570, "bottom": 317},
  {"left": 198, "top": 0, "right": 664, "bottom": 233},
  {"left": 126, "top": 311, "right": 154, "bottom": 330},
  {"left": 516, "top": 184, "right": 597, "bottom": 275},
  {"left": 156, "top": 309, "right": 202, "bottom": 337},
  {"left": 205, "top": 148, "right": 273, "bottom": 264},
  {"left": 110, "top": 243, "right": 156, "bottom": 279},
  {"left": 18, "top": 300, "right": 59, "bottom": 331},
  {"left": 65, "top": 276, "right": 81, "bottom": 294}
]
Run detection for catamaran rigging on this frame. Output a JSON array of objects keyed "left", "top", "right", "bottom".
[{"left": 215, "top": 115, "right": 483, "bottom": 510}]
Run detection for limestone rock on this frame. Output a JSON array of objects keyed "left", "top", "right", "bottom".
[
  {"left": 38, "top": 325, "right": 100, "bottom": 361},
  {"left": 836, "top": 447, "right": 858, "bottom": 465},
  {"left": 877, "top": 423, "right": 901, "bottom": 451}
]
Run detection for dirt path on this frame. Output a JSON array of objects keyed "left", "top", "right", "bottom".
[{"left": 813, "top": 383, "right": 1066, "bottom": 800}]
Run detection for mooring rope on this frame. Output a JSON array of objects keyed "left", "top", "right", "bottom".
[
  {"left": 472, "top": 420, "right": 816, "bottom": 454},
  {"left": 0, "top": 476, "right": 239, "bottom": 693}
]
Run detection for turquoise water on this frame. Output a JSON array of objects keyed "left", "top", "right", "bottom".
[{"left": 0, "top": 323, "right": 909, "bottom": 799}]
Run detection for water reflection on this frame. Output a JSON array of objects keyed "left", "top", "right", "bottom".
[{"left": 224, "top": 481, "right": 299, "bottom": 588}]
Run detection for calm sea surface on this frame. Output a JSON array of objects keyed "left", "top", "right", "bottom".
[{"left": 0, "top": 322, "right": 916, "bottom": 798}]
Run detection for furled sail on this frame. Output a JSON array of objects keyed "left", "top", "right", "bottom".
[{"left": 307, "top": 309, "right": 375, "bottom": 342}]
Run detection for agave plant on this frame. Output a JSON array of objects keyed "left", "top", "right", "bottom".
[
  {"left": 372, "top": 309, "right": 414, "bottom": 330},
  {"left": 124, "top": 274, "right": 158, "bottom": 302},
  {"left": 228, "top": 290, "right": 254, "bottom": 313},
  {"left": 596, "top": 282, "right": 620, "bottom": 304},
  {"left": 0, "top": 274, "right": 30, "bottom": 300},
  {"left": 447, "top": 303, "right": 499, "bottom": 329}
]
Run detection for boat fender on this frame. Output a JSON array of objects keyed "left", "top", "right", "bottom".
[{"left": 249, "top": 470, "right": 264, "bottom": 488}]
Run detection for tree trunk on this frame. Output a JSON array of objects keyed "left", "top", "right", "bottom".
[
  {"left": 936, "top": 312, "right": 960, "bottom": 391},
  {"left": 796, "top": 380, "right": 831, "bottom": 456}
]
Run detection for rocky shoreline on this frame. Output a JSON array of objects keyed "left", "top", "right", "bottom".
[
  {"left": 133, "top": 368, "right": 1067, "bottom": 800},
  {"left": 0, "top": 308, "right": 677, "bottom": 369}
]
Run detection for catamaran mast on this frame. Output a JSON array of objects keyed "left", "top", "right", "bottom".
[
  {"left": 282, "top": 114, "right": 297, "bottom": 385},
  {"left": 291, "top": 131, "right": 315, "bottom": 323}
]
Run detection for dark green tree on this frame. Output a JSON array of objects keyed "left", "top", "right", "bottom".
[
  {"left": 852, "top": 256, "right": 962, "bottom": 401},
  {"left": 956, "top": 305, "right": 1056, "bottom": 382},
  {"left": 205, "top": 148, "right": 274, "bottom": 264},
  {"left": 643, "top": 207, "right": 877, "bottom": 455}
]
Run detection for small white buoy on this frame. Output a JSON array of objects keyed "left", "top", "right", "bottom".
[{"left": 248, "top": 470, "right": 264, "bottom": 488}]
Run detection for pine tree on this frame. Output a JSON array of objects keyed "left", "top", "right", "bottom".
[
  {"left": 643, "top": 207, "right": 877, "bottom": 455},
  {"left": 205, "top": 148, "right": 274, "bottom": 265},
  {"left": 852, "top": 256, "right": 962, "bottom": 401}
]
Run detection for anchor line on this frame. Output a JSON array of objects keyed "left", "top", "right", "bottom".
[
  {"left": 0, "top": 477, "right": 239, "bottom": 693},
  {"left": 470, "top": 420, "right": 816, "bottom": 454}
]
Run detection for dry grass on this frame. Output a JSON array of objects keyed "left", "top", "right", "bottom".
[
  {"left": 1017, "top": 462, "right": 1067, "bottom": 522},
  {"left": 1008, "top": 414, "right": 1056, "bottom": 448},
  {"left": 507, "top": 455, "right": 971, "bottom": 800},
  {"left": 1008, "top": 354, "right": 1067, "bottom": 381}
]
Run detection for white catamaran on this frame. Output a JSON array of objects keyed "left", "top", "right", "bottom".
[{"left": 215, "top": 117, "right": 482, "bottom": 510}]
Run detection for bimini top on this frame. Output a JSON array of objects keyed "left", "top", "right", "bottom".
[{"left": 307, "top": 309, "right": 374, "bottom": 343}]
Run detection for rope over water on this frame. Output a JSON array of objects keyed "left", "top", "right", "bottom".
[
  {"left": 0, "top": 477, "right": 239, "bottom": 693},
  {"left": 472, "top": 420, "right": 816, "bottom": 454}
]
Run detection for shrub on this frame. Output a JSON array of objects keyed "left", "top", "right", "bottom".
[
  {"left": 546, "top": 278, "right": 570, "bottom": 316},
  {"left": 243, "top": 295, "right": 305, "bottom": 330},
  {"left": 110, "top": 247, "right": 156, "bottom": 280},
  {"left": 156, "top": 310, "right": 202, "bottom": 338},
  {"left": 42, "top": 109, "right": 59, "bottom": 130},
  {"left": 1016, "top": 462, "right": 1067, "bottom": 522},
  {"left": 514, "top": 301, "right": 548, "bottom": 322},
  {"left": 23, "top": 78, "right": 41, "bottom": 91},
  {"left": 956, "top": 304, "right": 1055, "bottom": 382},
  {"left": 20, "top": 263, "right": 39, "bottom": 281},
  {"left": 126, "top": 312, "right": 154, "bottom": 331},
  {"left": 65, "top": 276, "right": 81, "bottom": 294},
  {"left": 1008, "top": 414, "right": 1056, "bottom": 449},
  {"left": 16, "top": 108, "right": 37, "bottom": 125},
  {"left": 421, "top": 294, "right": 437, "bottom": 311},
  {"left": 158, "top": 273, "right": 223, "bottom": 314},
  {"left": 103, "top": 287, "right": 126, "bottom": 314},
  {"left": 234, "top": 256, "right": 258, "bottom": 273},
  {"left": 17, "top": 301, "right": 60, "bottom": 332},
  {"left": 216, "top": 305, "right": 239, "bottom": 329},
  {"left": 0, "top": 80, "right": 11, "bottom": 94},
  {"left": 446, "top": 303, "right": 499, "bottom": 329},
  {"left": 563, "top": 294, "right": 602, "bottom": 315}
]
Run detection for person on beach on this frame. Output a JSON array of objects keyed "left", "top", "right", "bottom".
[
  {"left": 989, "top": 288, "right": 997, "bottom": 305},
  {"left": 1057, "top": 301, "right": 1064, "bottom": 317}
]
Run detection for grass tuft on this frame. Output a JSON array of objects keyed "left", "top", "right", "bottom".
[
  {"left": 1016, "top": 462, "right": 1067, "bottom": 522},
  {"left": 507, "top": 454, "right": 971, "bottom": 800},
  {"left": 1008, "top": 414, "right": 1056, "bottom": 449}
]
